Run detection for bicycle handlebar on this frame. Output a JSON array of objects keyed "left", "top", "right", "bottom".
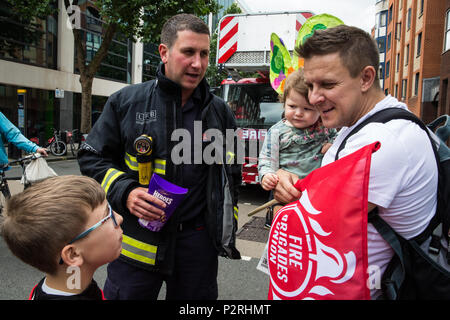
[{"left": 8, "top": 153, "right": 42, "bottom": 166}]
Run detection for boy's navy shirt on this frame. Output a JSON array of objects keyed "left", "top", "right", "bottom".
[{"left": 29, "top": 278, "right": 104, "bottom": 300}]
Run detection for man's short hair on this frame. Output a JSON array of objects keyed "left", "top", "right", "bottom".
[
  {"left": 296, "top": 25, "right": 380, "bottom": 85},
  {"left": 279, "top": 69, "right": 309, "bottom": 104},
  {"left": 1, "top": 175, "right": 105, "bottom": 275},
  {"left": 161, "top": 13, "right": 210, "bottom": 48}
]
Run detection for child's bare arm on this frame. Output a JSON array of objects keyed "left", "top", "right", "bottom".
[
  {"left": 261, "top": 173, "right": 279, "bottom": 191},
  {"left": 321, "top": 142, "right": 332, "bottom": 154}
]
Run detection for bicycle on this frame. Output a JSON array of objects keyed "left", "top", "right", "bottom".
[
  {"left": 65, "top": 129, "right": 81, "bottom": 156},
  {"left": 46, "top": 128, "right": 67, "bottom": 156},
  {"left": 0, "top": 153, "right": 42, "bottom": 215}
]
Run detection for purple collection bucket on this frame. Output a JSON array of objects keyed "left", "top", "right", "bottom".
[{"left": 138, "top": 173, "right": 188, "bottom": 232}]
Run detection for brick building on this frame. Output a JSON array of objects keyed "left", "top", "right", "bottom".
[
  {"left": 439, "top": 0, "right": 450, "bottom": 118},
  {"left": 383, "top": 0, "right": 446, "bottom": 122}
]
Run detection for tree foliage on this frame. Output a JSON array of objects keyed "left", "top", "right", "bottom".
[
  {"left": 0, "top": 0, "right": 51, "bottom": 59},
  {"left": 7, "top": 0, "right": 219, "bottom": 133}
]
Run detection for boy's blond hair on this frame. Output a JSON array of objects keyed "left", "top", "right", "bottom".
[
  {"left": 279, "top": 69, "right": 309, "bottom": 104},
  {"left": 1, "top": 175, "right": 105, "bottom": 275}
]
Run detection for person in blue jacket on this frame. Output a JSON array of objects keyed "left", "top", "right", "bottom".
[{"left": 0, "top": 111, "right": 47, "bottom": 168}]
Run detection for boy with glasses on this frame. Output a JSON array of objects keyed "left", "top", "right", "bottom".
[{"left": 1, "top": 175, "right": 123, "bottom": 300}]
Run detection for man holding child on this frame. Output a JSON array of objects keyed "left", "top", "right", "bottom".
[{"left": 274, "top": 25, "right": 438, "bottom": 299}]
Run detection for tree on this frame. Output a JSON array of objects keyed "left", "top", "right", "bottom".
[{"left": 9, "top": 0, "right": 219, "bottom": 133}]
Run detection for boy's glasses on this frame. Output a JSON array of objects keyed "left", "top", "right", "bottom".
[
  {"left": 68, "top": 202, "right": 118, "bottom": 244},
  {"left": 59, "top": 203, "right": 118, "bottom": 265}
]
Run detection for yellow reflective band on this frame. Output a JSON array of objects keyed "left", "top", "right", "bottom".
[
  {"left": 234, "top": 206, "right": 238, "bottom": 221},
  {"left": 154, "top": 159, "right": 166, "bottom": 175},
  {"left": 138, "top": 162, "right": 152, "bottom": 185},
  {"left": 101, "top": 168, "right": 125, "bottom": 195},
  {"left": 226, "top": 151, "right": 235, "bottom": 164},
  {"left": 125, "top": 153, "right": 138, "bottom": 171},
  {"left": 121, "top": 234, "right": 157, "bottom": 265}
]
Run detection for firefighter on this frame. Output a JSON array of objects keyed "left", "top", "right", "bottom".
[{"left": 78, "top": 14, "right": 241, "bottom": 300}]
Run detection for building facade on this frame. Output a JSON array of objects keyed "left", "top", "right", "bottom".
[
  {"left": 0, "top": 0, "right": 135, "bottom": 142},
  {"left": 383, "top": 0, "right": 446, "bottom": 123},
  {"left": 439, "top": 0, "right": 450, "bottom": 119},
  {"left": 374, "top": 0, "right": 390, "bottom": 90},
  {"left": 0, "top": 0, "right": 238, "bottom": 144}
]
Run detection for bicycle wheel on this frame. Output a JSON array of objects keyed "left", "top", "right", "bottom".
[{"left": 50, "top": 141, "right": 67, "bottom": 156}]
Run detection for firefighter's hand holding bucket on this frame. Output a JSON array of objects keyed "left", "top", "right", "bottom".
[
  {"left": 127, "top": 187, "right": 167, "bottom": 221},
  {"left": 138, "top": 174, "right": 188, "bottom": 232}
]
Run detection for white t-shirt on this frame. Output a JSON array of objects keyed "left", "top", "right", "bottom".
[{"left": 322, "top": 95, "right": 438, "bottom": 298}]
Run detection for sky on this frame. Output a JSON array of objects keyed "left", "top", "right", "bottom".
[{"left": 237, "top": 0, "right": 377, "bottom": 33}]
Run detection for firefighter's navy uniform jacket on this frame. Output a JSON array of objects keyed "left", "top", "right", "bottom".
[{"left": 78, "top": 64, "right": 241, "bottom": 275}]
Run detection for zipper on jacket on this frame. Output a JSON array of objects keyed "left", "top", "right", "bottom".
[{"left": 172, "top": 100, "right": 178, "bottom": 181}]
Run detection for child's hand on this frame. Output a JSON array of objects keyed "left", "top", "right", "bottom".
[
  {"left": 261, "top": 173, "right": 279, "bottom": 191},
  {"left": 321, "top": 142, "right": 332, "bottom": 154}
]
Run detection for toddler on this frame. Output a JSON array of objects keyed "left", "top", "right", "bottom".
[{"left": 258, "top": 69, "right": 337, "bottom": 222}]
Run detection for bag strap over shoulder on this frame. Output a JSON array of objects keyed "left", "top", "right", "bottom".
[
  {"left": 368, "top": 208, "right": 406, "bottom": 300},
  {"left": 335, "top": 107, "right": 438, "bottom": 161},
  {"left": 335, "top": 107, "right": 443, "bottom": 242}
]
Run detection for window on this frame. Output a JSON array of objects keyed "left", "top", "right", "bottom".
[
  {"left": 377, "top": 37, "right": 386, "bottom": 53},
  {"left": 387, "top": 33, "right": 391, "bottom": 51},
  {"left": 395, "top": 22, "right": 402, "bottom": 40},
  {"left": 386, "top": 60, "right": 390, "bottom": 78},
  {"left": 402, "top": 79, "right": 408, "bottom": 99},
  {"left": 380, "top": 11, "right": 387, "bottom": 27},
  {"left": 417, "top": 32, "right": 422, "bottom": 56},
  {"left": 445, "top": 10, "right": 450, "bottom": 52},
  {"left": 0, "top": 1, "right": 58, "bottom": 69},
  {"left": 414, "top": 72, "right": 420, "bottom": 96},
  {"left": 407, "top": 8, "right": 412, "bottom": 30},
  {"left": 405, "top": 44, "right": 409, "bottom": 65},
  {"left": 142, "top": 42, "right": 160, "bottom": 82},
  {"left": 396, "top": 53, "right": 400, "bottom": 72},
  {"left": 74, "top": 6, "right": 132, "bottom": 83},
  {"left": 395, "top": 84, "right": 398, "bottom": 98},
  {"left": 419, "top": 0, "right": 424, "bottom": 17},
  {"left": 389, "top": 5, "right": 393, "bottom": 23}
]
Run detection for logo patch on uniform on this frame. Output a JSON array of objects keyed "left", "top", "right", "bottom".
[
  {"left": 134, "top": 135, "right": 153, "bottom": 156},
  {"left": 136, "top": 111, "right": 157, "bottom": 124}
]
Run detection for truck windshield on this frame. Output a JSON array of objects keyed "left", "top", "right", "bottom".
[{"left": 224, "top": 83, "right": 283, "bottom": 129}]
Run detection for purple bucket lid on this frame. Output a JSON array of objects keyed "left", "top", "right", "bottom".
[{"left": 151, "top": 173, "right": 188, "bottom": 195}]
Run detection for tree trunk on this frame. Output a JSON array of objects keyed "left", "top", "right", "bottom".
[
  {"left": 64, "top": 0, "right": 117, "bottom": 133},
  {"left": 80, "top": 76, "right": 93, "bottom": 134}
]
